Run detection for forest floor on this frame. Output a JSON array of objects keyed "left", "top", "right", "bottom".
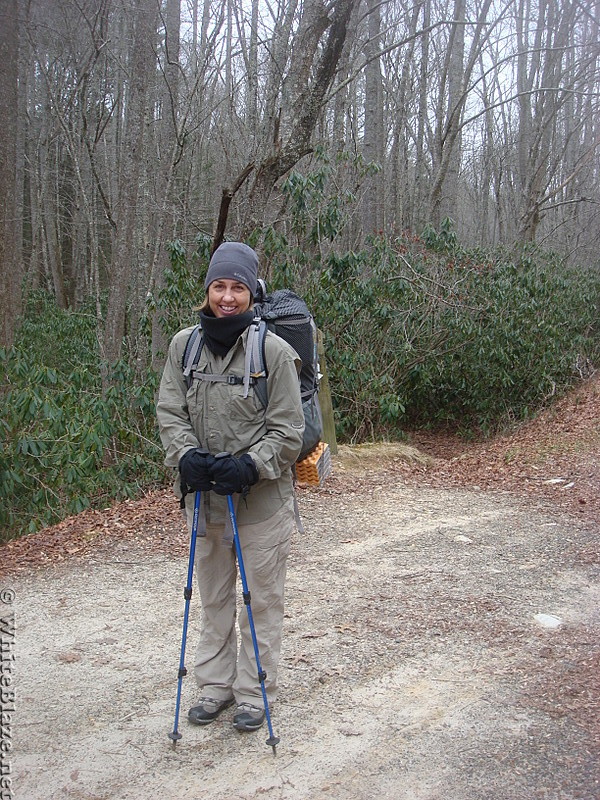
[{"left": 1, "top": 374, "right": 599, "bottom": 800}]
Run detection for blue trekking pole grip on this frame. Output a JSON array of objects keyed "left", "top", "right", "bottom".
[
  {"left": 226, "top": 494, "right": 280, "bottom": 754},
  {"left": 169, "top": 489, "right": 201, "bottom": 743}
]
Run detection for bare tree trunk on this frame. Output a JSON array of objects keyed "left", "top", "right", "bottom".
[
  {"left": 414, "top": 0, "right": 431, "bottom": 232},
  {"left": 0, "top": 0, "right": 22, "bottom": 347},
  {"left": 148, "top": 0, "right": 181, "bottom": 368},
  {"left": 430, "top": 0, "right": 465, "bottom": 227},
  {"left": 261, "top": 0, "right": 299, "bottom": 159},
  {"left": 516, "top": 0, "right": 578, "bottom": 242},
  {"left": 104, "top": 0, "right": 158, "bottom": 368},
  {"left": 39, "top": 140, "right": 68, "bottom": 307},
  {"left": 225, "top": 0, "right": 233, "bottom": 106},
  {"left": 199, "top": 0, "right": 211, "bottom": 55},
  {"left": 361, "top": 0, "right": 384, "bottom": 238},
  {"left": 247, "top": 0, "right": 259, "bottom": 137},
  {"left": 240, "top": 0, "right": 358, "bottom": 239},
  {"left": 438, "top": 0, "right": 465, "bottom": 224},
  {"left": 390, "top": 3, "right": 421, "bottom": 235}
]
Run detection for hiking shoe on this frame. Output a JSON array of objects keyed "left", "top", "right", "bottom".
[
  {"left": 188, "top": 696, "right": 233, "bottom": 725},
  {"left": 233, "top": 703, "right": 265, "bottom": 731}
]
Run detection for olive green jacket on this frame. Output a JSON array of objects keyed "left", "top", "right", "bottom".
[{"left": 156, "top": 324, "right": 305, "bottom": 524}]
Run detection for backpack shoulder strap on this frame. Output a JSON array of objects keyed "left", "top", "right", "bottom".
[
  {"left": 246, "top": 317, "right": 268, "bottom": 409},
  {"left": 182, "top": 324, "right": 203, "bottom": 388}
]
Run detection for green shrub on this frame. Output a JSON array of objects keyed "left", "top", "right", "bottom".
[
  {"left": 310, "top": 235, "right": 600, "bottom": 437},
  {"left": 0, "top": 238, "right": 215, "bottom": 541},
  {"left": 0, "top": 292, "right": 165, "bottom": 540},
  {"left": 255, "top": 215, "right": 599, "bottom": 438},
  {"left": 417, "top": 254, "right": 599, "bottom": 432},
  {"left": 2, "top": 223, "right": 599, "bottom": 542}
]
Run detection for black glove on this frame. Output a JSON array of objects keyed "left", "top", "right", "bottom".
[
  {"left": 210, "top": 453, "right": 259, "bottom": 496},
  {"left": 179, "top": 448, "right": 215, "bottom": 494}
]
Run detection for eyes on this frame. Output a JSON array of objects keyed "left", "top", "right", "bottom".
[{"left": 211, "top": 281, "right": 248, "bottom": 295}]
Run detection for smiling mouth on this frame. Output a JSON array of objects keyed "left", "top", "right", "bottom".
[{"left": 218, "top": 305, "right": 238, "bottom": 314}]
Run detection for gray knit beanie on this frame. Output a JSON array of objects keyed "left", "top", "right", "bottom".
[{"left": 204, "top": 242, "right": 259, "bottom": 293}]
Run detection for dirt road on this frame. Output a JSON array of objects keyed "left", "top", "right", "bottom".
[{"left": 5, "top": 469, "right": 599, "bottom": 800}]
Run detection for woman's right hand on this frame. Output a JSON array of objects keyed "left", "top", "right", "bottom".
[{"left": 178, "top": 448, "right": 215, "bottom": 492}]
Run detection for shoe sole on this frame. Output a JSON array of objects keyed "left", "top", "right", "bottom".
[
  {"left": 233, "top": 723, "right": 265, "bottom": 731},
  {"left": 188, "top": 714, "right": 219, "bottom": 726},
  {"left": 233, "top": 717, "right": 265, "bottom": 732}
]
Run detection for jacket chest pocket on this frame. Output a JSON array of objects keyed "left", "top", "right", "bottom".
[{"left": 228, "top": 384, "right": 263, "bottom": 423}]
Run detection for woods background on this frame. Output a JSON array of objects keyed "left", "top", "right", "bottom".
[{"left": 1, "top": 0, "right": 599, "bottom": 538}]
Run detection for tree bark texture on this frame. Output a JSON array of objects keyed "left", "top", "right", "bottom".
[
  {"left": 103, "top": 0, "right": 159, "bottom": 367},
  {"left": 240, "top": 0, "right": 359, "bottom": 238},
  {"left": 0, "top": 0, "right": 21, "bottom": 347},
  {"left": 361, "top": 0, "right": 385, "bottom": 238}
]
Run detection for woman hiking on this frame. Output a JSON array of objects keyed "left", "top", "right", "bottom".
[{"left": 156, "top": 241, "right": 304, "bottom": 733}]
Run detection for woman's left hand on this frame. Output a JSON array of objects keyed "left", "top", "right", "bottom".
[{"left": 211, "top": 453, "right": 259, "bottom": 495}]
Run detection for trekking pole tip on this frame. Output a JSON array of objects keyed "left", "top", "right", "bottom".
[
  {"left": 267, "top": 735, "right": 280, "bottom": 755},
  {"left": 168, "top": 731, "right": 182, "bottom": 744}
]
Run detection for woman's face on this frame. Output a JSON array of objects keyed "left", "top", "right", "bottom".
[{"left": 207, "top": 279, "right": 252, "bottom": 318}]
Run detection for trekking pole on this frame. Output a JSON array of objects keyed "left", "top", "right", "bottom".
[
  {"left": 226, "top": 494, "right": 280, "bottom": 755},
  {"left": 168, "top": 490, "right": 201, "bottom": 744}
]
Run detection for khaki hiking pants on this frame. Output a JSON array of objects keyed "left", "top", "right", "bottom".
[{"left": 185, "top": 494, "right": 294, "bottom": 708}]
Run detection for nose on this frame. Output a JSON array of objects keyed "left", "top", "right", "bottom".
[{"left": 222, "top": 287, "right": 235, "bottom": 302}]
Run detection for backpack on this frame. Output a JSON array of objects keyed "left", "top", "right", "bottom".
[{"left": 182, "top": 288, "right": 322, "bottom": 461}]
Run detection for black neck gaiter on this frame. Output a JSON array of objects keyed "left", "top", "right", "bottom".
[{"left": 199, "top": 310, "right": 254, "bottom": 357}]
